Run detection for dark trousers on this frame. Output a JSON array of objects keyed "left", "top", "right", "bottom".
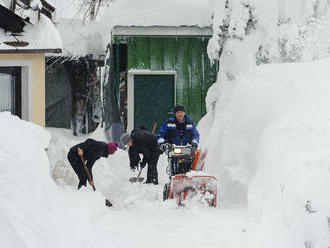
[
  {"left": 145, "top": 153, "right": 160, "bottom": 184},
  {"left": 67, "top": 152, "right": 88, "bottom": 188},
  {"left": 128, "top": 148, "right": 160, "bottom": 184}
]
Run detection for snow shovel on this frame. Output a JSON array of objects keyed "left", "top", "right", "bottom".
[
  {"left": 79, "top": 153, "right": 96, "bottom": 191},
  {"left": 79, "top": 153, "right": 113, "bottom": 207},
  {"left": 129, "top": 167, "right": 144, "bottom": 183},
  {"left": 128, "top": 122, "right": 157, "bottom": 183}
]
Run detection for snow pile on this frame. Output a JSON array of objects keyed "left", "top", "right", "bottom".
[
  {"left": 278, "top": 16, "right": 330, "bottom": 62},
  {"left": 101, "top": 0, "right": 212, "bottom": 28},
  {"left": 54, "top": 19, "right": 104, "bottom": 58},
  {"left": 199, "top": 58, "right": 330, "bottom": 247},
  {"left": 207, "top": 0, "right": 330, "bottom": 85},
  {"left": 0, "top": 112, "right": 55, "bottom": 247},
  {"left": 47, "top": 125, "right": 169, "bottom": 208}
]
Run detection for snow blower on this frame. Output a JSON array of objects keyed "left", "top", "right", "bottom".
[{"left": 163, "top": 145, "right": 217, "bottom": 207}]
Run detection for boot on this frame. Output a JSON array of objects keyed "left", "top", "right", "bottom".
[
  {"left": 145, "top": 178, "right": 158, "bottom": 185},
  {"left": 77, "top": 180, "right": 87, "bottom": 190}
]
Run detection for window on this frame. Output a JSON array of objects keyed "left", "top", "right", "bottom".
[{"left": 0, "top": 67, "right": 21, "bottom": 118}]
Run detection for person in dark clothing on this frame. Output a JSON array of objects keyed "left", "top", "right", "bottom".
[
  {"left": 158, "top": 104, "right": 200, "bottom": 150},
  {"left": 120, "top": 127, "right": 160, "bottom": 185},
  {"left": 67, "top": 139, "right": 118, "bottom": 189}
]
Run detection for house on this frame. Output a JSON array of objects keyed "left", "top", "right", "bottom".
[
  {"left": 0, "top": 0, "right": 62, "bottom": 127},
  {"left": 101, "top": 0, "right": 218, "bottom": 141}
]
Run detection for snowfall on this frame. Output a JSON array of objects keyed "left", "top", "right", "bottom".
[{"left": 1, "top": 54, "right": 330, "bottom": 247}]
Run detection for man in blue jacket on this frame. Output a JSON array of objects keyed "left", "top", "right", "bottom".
[{"left": 158, "top": 104, "right": 199, "bottom": 152}]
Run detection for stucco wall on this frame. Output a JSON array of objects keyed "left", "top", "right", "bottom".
[{"left": 0, "top": 53, "right": 45, "bottom": 127}]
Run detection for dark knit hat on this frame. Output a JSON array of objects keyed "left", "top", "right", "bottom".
[
  {"left": 120, "top": 133, "right": 131, "bottom": 147},
  {"left": 173, "top": 104, "right": 185, "bottom": 113},
  {"left": 107, "top": 142, "right": 118, "bottom": 155}
]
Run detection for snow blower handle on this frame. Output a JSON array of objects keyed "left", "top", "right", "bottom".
[
  {"left": 78, "top": 149, "right": 96, "bottom": 191},
  {"left": 152, "top": 122, "right": 157, "bottom": 134}
]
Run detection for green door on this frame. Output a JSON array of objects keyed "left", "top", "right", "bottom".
[{"left": 134, "top": 74, "right": 174, "bottom": 132}]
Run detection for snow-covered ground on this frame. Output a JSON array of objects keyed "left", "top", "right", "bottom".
[
  {"left": 2, "top": 57, "right": 330, "bottom": 248},
  {"left": 0, "top": 113, "right": 247, "bottom": 248}
]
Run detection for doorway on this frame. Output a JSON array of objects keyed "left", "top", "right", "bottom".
[
  {"left": 127, "top": 72, "right": 176, "bottom": 132},
  {"left": 0, "top": 67, "right": 21, "bottom": 118}
]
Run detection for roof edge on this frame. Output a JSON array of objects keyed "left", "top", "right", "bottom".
[
  {"left": 0, "top": 48, "right": 62, "bottom": 54},
  {"left": 112, "top": 25, "right": 213, "bottom": 39}
]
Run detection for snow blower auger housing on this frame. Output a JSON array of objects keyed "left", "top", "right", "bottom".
[{"left": 163, "top": 144, "right": 217, "bottom": 207}]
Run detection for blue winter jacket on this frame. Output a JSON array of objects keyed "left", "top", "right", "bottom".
[{"left": 157, "top": 115, "right": 199, "bottom": 146}]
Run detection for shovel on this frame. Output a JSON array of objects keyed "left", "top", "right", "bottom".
[
  {"left": 79, "top": 152, "right": 113, "bottom": 207},
  {"left": 129, "top": 168, "right": 144, "bottom": 183},
  {"left": 79, "top": 153, "right": 96, "bottom": 191},
  {"left": 129, "top": 122, "right": 157, "bottom": 183}
]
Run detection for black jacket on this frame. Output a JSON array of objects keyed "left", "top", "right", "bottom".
[
  {"left": 68, "top": 138, "right": 109, "bottom": 174},
  {"left": 130, "top": 128, "right": 159, "bottom": 162}
]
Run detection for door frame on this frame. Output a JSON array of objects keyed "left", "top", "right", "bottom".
[
  {"left": 0, "top": 60, "right": 33, "bottom": 121},
  {"left": 127, "top": 70, "right": 177, "bottom": 132},
  {"left": 0, "top": 67, "right": 21, "bottom": 118}
]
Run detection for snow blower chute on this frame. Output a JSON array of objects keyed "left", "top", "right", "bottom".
[{"left": 163, "top": 145, "right": 217, "bottom": 207}]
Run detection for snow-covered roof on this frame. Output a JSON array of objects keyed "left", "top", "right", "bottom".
[
  {"left": 55, "top": 18, "right": 104, "bottom": 58},
  {"left": 0, "top": 14, "right": 62, "bottom": 53},
  {"left": 101, "top": 0, "right": 213, "bottom": 28},
  {"left": 0, "top": 3, "right": 62, "bottom": 53}
]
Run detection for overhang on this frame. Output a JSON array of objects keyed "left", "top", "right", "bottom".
[
  {"left": 0, "top": 48, "right": 62, "bottom": 54},
  {"left": 112, "top": 25, "right": 212, "bottom": 42}
]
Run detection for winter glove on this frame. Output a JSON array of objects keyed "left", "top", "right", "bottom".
[
  {"left": 159, "top": 143, "right": 167, "bottom": 152},
  {"left": 139, "top": 161, "right": 147, "bottom": 169}
]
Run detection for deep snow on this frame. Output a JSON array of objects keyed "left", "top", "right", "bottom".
[
  {"left": 1, "top": 113, "right": 247, "bottom": 248},
  {"left": 199, "top": 58, "right": 330, "bottom": 247},
  {"left": 2, "top": 54, "right": 330, "bottom": 248}
]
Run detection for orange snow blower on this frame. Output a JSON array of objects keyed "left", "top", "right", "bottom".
[{"left": 163, "top": 145, "right": 217, "bottom": 207}]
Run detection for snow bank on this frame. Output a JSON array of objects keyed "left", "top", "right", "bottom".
[
  {"left": 199, "top": 58, "right": 330, "bottom": 247},
  {"left": 0, "top": 112, "right": 55, "bottom": 247}
]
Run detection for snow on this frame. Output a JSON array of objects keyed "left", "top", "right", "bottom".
[
  {"left": 99, "top": 0, "right": 213, "bottom": 48},
  {"left": 3, "top": 51, "right": 330, "bottom": 247},
  {"left": 0, "top": 112, "right": 248, "bottom": 248},
  {"left": 101, "top": 0, "right": 212, "bottom": 28},
  {"left": 0, "top": 0, "right": 12, "bottom": 9},
  {"left": 199, "top": 57, "right": 330, "bottom": 247},
  {"left": 49, "top": 0, "right": 213, "bottom": 58},
  {"left": 0, "top": 15, "right": 63, "bottom": 51},
  {"left": 2, "top": 43, "right": 330, "bottom": 248},
  {"left": 2, "top": 1, "right": 330, "bottom": 247},
  {"left": 30, "top": 0, "right": 42, "bottom": 11},
  {"left": 54, "top": 19, "right": 104, "bottom": 58}
]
